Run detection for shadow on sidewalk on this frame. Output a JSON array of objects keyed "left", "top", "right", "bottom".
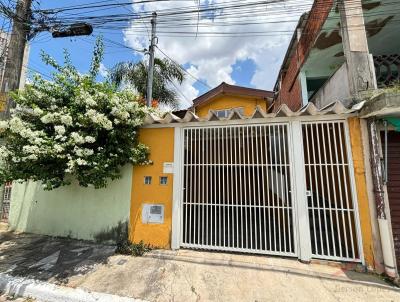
[{"left": 0, "top": 230, "right": 115, "bottom": 284}]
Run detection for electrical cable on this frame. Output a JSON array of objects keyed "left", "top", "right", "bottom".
[{"left": 156, "top": 46, "right": 212, "bottom": 89}]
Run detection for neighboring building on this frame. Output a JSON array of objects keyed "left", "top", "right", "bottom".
[
  {"left": 274, "top": 0, "right": 399, "bottom": 110},
  {"left": 274, "top": 0, "right": 400, "bottom": 278}
]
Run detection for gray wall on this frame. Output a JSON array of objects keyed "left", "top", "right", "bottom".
[{"left": 311, "top": 63, "right": 352, "bottom": 109}]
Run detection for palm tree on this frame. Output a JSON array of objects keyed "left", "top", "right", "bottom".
[{"left": 109, "top": 58, "right": 185, "bottom": 109}]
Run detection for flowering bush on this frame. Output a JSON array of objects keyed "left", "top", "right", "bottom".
[{"left": 0, "top": 38, "right": 151, "bottom": 190}]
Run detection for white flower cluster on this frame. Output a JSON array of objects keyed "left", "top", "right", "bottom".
[
  {"left": 32, "top": 107, "right": 44, "bottom": 116},
  {"left": 54, "top": 125, "right": 66, "bottom": 135},
  {"left": 54, "top": 144, "right": 64, "bottom": 153},
  {"left": 74, "top": 146, "right": 94, "bottom": 157},
  {"left": 87, "top": 109, "right": 112, "bottom": 130},
  {"left": 0, "top": 120, "right": 9, "bottom": 129},
  {"left": 0, "top": 146, "right": 9, "bottom": 161},
  {"left": 20, "top": 143, "right": 52, "bottom": 161},
  {"left": 71, "top": 132, "right": 85, "bottom": 144},
  {"left": 40, "top": 112, "right": 58, "bottom": 124},
  {"left": 39, "top": 112, "right": 73, "bottom": 126},
  {"left": 60, "top": 115, "right": 73, "bottom": 126},
  {"left": 20, "top": 128, "right": 46, "bottom": 145},
  {"left": 0, "top": 68, "right": 151, "bottom": 190},
  {"left": 112, "top": 95, "right": 148, "bottom": 127},
  {"left": 9, "top": 117, "right": 25, "bottom": 133},
  {"left": 85, "top": 136, "right": 96, "bottom": 143},
  {"left": 76, "top": 90, "right": 97, "bottom": 107}
]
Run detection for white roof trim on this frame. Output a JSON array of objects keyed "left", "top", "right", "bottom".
[{"left": 143, "top": 101, "right": 364, "bottom": 125}]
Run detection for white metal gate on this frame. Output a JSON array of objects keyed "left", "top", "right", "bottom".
[
  {"left": 181, "top": 124, "right": 296, "bottom": 256},
  {"left": 177, "top": 119, "right": 362, "bottom": 262},
  {"left": 302, "top": 121, "right": 361, "bottom": 262},
  {"left": 1, "top": 181, "right": 12, "bottom": 221}
]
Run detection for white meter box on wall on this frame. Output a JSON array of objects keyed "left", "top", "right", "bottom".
[{"left": 142, "top": 204, "right": 164, "bottom": 224}]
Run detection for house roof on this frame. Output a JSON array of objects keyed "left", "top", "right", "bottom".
[
  {"left": 144, "top": 101, "right": 364, "bottom": 126},
  {"left": 192, "top": 82, "right": 274, "bottom": 108}
]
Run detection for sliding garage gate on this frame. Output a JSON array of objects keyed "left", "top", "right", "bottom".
[
  {"left": 180, "top": 120, "right": 361, "bottom": 262},
  {"left": 181, "top": 124, "right": 296, "bottom": 256}
]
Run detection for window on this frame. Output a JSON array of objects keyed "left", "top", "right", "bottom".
[
  {"left": 215, "top": 109, "right": 231, "bottom": 118},
  {"left": 144, "top": 176, "right": 152, "bottom": 185},
  {"left": 159, "top": 176, "right": 168, "bottom": 185},
  {"left": 215, "top": 107, "right": 245, "bottom": 118}
]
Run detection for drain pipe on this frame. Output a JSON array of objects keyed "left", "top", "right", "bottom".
[{"left": 368, "top": 119, "right": 396, "bottom": 277}]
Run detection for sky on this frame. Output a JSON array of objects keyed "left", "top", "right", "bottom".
[{"left": 24, "top": 0, "right": 313, "bottom": 109}]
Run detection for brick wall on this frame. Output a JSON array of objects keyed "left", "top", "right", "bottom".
[{"left": 274, "top": 0, "right": 335, "bottom": 111}]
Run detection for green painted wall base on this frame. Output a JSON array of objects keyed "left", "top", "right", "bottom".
[{"left": 8, "top": 165, "right": 132, "bottom": 242}]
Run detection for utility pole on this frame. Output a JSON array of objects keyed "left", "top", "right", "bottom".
[
  {"left": 0, "top": 0, "right": 32, "bottom": 120},
  {"left": 146, "top": 12, "right": 157, "bottom": 107}
]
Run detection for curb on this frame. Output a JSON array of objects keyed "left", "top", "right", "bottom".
[{"left": 0, "top": 273, "right": 146, "bottom": 302}]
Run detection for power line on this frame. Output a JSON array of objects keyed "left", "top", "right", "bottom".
[
  {"left": 156, "top": 46, "right": 212, "bottom": 89},
  {"left": 29, "top": 0, "right": 400, "bottom": 40},
  {"left": 25, "top": 64, "right": 52, "bottom": 80},
  {"left": 33, "top": 0, "right": 194, "bottom": 14},
  {"left": 36, "top": 0, "right": 398, "bottom": 25},
  {"left": 101, "top": 36, "right": 146, "bottom": 53},
  {"left": 170, "top": 79, "right": 192, "bottom": 104}
]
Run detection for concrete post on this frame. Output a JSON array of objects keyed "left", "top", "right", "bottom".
[{"left": 339, "top": 0, "right": 377, "bottom": 99}]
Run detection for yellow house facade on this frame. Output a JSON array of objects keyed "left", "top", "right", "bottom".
[
  {"left": 129, "top": 83, "right": 377, "bottom": 271},
  {"left": 192, "top": 82, "right": 273, "bottom": 118},
  {"left": 129, "top": 83, "right": 273, "bottom": 248}
]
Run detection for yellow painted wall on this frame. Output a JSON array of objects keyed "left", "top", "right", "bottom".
[
  {"left": 348, "top": 117, "right": 375, "bottom": 269},
  {"left": 195, "top": 95, "right": 268, "bottom": 118},
  {"left": 129, "top": 127, "right": 174, "bottom": 248}
]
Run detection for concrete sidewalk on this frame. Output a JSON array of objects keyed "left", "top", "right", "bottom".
[
  {"left": 0, "top": 229, "right": 399, "bottom": 302},
  {"left": 68, "top": 249, "right": 400, "bottom": 302}
]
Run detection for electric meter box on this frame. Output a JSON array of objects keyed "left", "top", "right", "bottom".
[{"left": 142, "top": 204, "right": 164, "bottom": 224}]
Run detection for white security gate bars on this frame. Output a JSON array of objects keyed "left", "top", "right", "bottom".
[
  {"left": 1, "top": 181, "right": 12, "bottom": 221},
  {"left": 302, "top": 121, "right": 360, "bottom": 262},
  {"left": 181, "top": 124, "right": 296, "bottom": 256}
]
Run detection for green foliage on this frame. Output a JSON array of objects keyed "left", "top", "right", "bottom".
[
  {"left": 0, "top": 37, "right": 151, "bottom": 190},
  {"left": 116, "top": 240, "right": 152, "bottom": 257},
  {"left": 109, "top": 57, "right": 185, "bottom": 109}
]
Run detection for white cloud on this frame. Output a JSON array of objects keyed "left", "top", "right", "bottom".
[
  {"left": 175, "top": 65, "right": 200, "bottom": 108},
  {"left": 124, "top": 0, "right": 313, "bottom": 108},
  {"left": 99, "top": 63, "right": 109, "bottom": 78}
]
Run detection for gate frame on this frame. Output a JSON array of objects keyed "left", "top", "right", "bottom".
[
  {"left": 177, "top": 122, "right": 299, "bottom": 257},
  {"left": 298, "top": 120, "right": 365, "bottom": 264},
  {"left": 169, "top": 114, "right": 364, "bottom": 264}
]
